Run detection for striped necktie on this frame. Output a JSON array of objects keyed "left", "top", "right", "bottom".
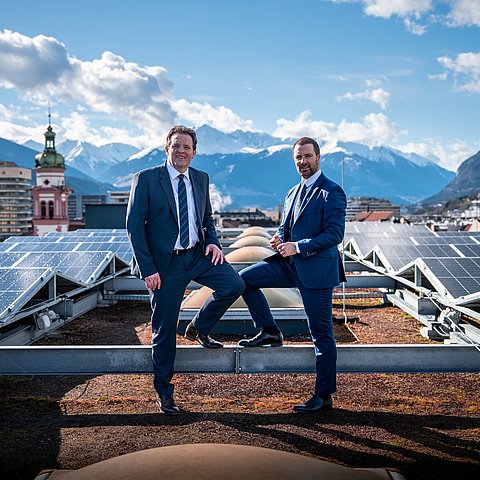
[
  {"left": 294, "top": 182, "right": 307, "bottom": 222},
  {"left": 178, "top": 174, "right": 189, "bottom": 248}
]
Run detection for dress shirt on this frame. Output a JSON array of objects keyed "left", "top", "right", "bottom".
[{"left": 166, "top": 162, "right": 200, "bottom": 249}]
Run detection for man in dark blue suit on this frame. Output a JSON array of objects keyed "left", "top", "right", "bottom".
[
  {"left": 126, "top": 125, "right": 244, "bottom": 415},
  {"left": 239, "top": 136, "right": 346, "bottom": 413}
]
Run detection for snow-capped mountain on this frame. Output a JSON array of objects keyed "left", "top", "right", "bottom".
[
  {"left": 102, "top": 135, "right": 455, "bottom": 207},
  {"left": 195, "top": 124, "right": 289, "bottom": 155},
  {"left": 57, "top": 140, "right": 139, "bottom": 179},
  {"left": 2, "top": 127, "right": 461, "bottom": 207}
]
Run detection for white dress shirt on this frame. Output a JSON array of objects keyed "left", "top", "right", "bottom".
[{"left": 166, "top": 162, "right": 200, "bottom": 249}]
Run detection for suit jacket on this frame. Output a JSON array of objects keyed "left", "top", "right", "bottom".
[
  {"left": 126, "top": 162, "right": 219, "bottom": 280},
  {"left": 271, "top": 172, "right": 347, "bottom": 289}
]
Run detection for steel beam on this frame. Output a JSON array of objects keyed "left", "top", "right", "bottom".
[{"left": 0, "top": 344, "right": 479, "bottom": 375}]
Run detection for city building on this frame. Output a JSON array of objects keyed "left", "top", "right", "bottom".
[
  {"left": 0, "top": 161, "right": 33, "bottom": 240},
  {"left": 108, "top": 190, "right": 130, "bottom": 204},
  {"left": 31, "top": 117, "right": 71, "bottom": 236},
  {"left": 347, "top": 197, "right": 401, "bottom": 221},
  {"left": 214, "top": 208, "right": 278, "bottom": 228}
]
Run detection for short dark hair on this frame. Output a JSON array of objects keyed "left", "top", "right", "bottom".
[
  {"left": 292, "top": 137, "right": 320, "bottom": 156},
  {"left": 166, "top": 125, "right": 197, "bottom": 150}
]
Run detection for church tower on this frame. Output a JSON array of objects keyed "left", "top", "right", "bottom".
[{"left": 32, "top": 113, "right": 71, "bottom": 236}]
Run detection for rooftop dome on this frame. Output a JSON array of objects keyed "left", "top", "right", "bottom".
[
  {"left": 229, "top": 235, "right": 271, "bottom": 248},
  {"left": 225, "top": 246, "right": 273, "bottom": 262},
  {"left": 237, "top": 226, "right": 272, "bottom": 239},
  {"left": 182, "top": 286, "right": 303, "bottom": 309}
]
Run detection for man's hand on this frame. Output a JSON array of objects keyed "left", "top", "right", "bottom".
[
  {"left": 205, "top": 244, "right": 225, "bottom": 265},
  {"left": 278, "top": 242, "right": 297, "bottom": 257},
  {"left": 145, "top": 272, "right": 161, "bottom": 290},
  {"left": 270, "top": 234, "right": 282, "bottom": 251}
]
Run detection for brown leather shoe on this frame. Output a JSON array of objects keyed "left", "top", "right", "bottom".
[
  {"left": 184, "top": 323, "right": 223, "bottom": 349},
  {"left": 157, "top": 394, "right": 181, "bottom": 415},
  {"left": 293, "top": 394, "right": 333, "bottom": 413}
]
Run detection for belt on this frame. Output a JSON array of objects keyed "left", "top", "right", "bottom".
[{"left": 172, "top": 243, "right": 198, "bottom": 255}]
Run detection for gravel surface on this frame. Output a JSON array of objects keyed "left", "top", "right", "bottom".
[{"left": 0, "top": 297, "right": 479, "bottom": 480}]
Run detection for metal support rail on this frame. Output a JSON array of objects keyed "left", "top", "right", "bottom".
[{"left": 0, "top": 344, "right": 479, "bottom": 375}]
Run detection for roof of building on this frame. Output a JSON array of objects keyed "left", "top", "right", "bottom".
[{"left": 353, "top": 211, "right": 394, "bottom": 222}]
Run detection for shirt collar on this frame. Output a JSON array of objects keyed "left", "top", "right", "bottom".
[
  {"left": 166, "top": 161, "right": 190, "bottom": 181},
  {"left": 303, "top": 168, "right": 322, "bottom": 188}
]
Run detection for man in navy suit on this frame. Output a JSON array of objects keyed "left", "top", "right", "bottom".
[
  {"left": 239, "top": 136, "right": 346, "bottom": 413},
  {"left": 126, "top": 125, "right": 244, "bottom": 415}
]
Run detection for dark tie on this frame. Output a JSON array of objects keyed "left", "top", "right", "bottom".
[
  {"left": 178, "top": 174, "right": 189, "bottom": 248},
  {"left": 293, "top": 182, "right": 307, "bottom": 222}
]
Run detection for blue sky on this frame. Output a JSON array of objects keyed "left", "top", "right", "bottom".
[{"left": 0, "top": 0, "right": 479, "bottom": 171}]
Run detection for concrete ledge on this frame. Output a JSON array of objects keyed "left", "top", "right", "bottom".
[{"left": 1, "top": 344, "right": 479, "bottom": 375}]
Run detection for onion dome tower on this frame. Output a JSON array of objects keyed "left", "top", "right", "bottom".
[{"left": 32, "top": 112, "right": 71, "bottom": 236}]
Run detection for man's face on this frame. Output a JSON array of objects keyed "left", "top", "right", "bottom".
[
  {"left": 293, "top": 143, "right": 320, "bottom": 179},
  {"left": 166, "top": 133, "right": 196, "bottom": 172}
]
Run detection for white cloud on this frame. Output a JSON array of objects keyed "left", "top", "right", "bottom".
[
  {"left": 274, "top": 111, "right": 403, "bottom": 147},
  {"left": 403, "top": 17, "right": 428, "bottom": 35},
  {"left": 0, "top": 117, "right": 45, "bottom": 143},
  {"left": 363, "top": 0, "right": 432, "bottom": 19},
  {"left": 0, "top": 30, "right": 73, "bottom": 89},
  {"left": 172, "top": 99, "right": 254, "bottom": 133},
  {"left": 428, "top": 72, "right": 448, "bottom": 81},
  {"left": 397, "top": 138, "right": 478, "bottom": 171},
  {"left": 337, "top": 87, "right": 390, "bottom": 109},
  {"left": 327, "top": 0, "right": 480, "bottom": 33},
  {"left": 438, "top": 51, "right": 480, "bottom": 93},
  {"left": 0, "top": 29, "right": 254, "bottom": 145},
  {"left": 446, "top": 0, "right": 480, "bottom": 27}
]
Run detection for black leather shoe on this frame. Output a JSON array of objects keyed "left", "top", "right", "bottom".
[
  {"left": 184, "top": 323, "right": 223, "bottom": 349},
  {"left": 293, "top": 394, "right": 333, "bottom": 413},
  {"left": 157, "top": 394, "right": 181, "bottom": 415},
  {"left": 238, "top": 330, "right": 284, "bottom": 347}
]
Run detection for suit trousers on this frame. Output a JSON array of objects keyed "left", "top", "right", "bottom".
[
  {"left": 239, "top": 258, "right": 336, "bottom": 396},
  {"left": 150, "top": 244, "right": 244, "bottom": 395}
]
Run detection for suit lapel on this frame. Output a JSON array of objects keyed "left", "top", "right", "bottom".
[
  {"left": 293, "top": 173, "right": 327, "bottom": 224},
  {"left": 158, "top": 163, "right": 178, "bottom": 222}
]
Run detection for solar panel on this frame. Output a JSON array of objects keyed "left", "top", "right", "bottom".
[
  {"left": 12, "top": 251, "right": 113, "bottom": 284},
  {"left": 455, "top": 244, "right": 480, "bottom": 257},
  {"left": 376, "top": 244, "right": 461, "bottom": 271},
  {"left": 422, "top": 257, "right": 480, "bottom": 298},
  {"left": 351, "top": 236, "right": 415, "bottom": 257},
  {"left": 0, "top": 267, "right": 52, "bottom": 322},
  {"left": 412, "top": 235, "right": 479, "bottom": 245},
  {"left": 0, "top": 252, "right": 28, "bottom": 267}
]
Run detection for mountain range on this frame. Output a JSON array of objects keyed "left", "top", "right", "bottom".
[
  {"left": 423, "top": 150, "right": 480, "bottom": 204},
  {"left": 1, "top": 125, "right": 475, "bottom": 208}
]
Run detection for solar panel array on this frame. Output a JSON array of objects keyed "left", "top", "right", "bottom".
[
  {"left": 0, "top": 229, "right": 134, "bottom": 325},
  {"left": 2, "top": 231, "right": 133, "bottom": 263},
  {"left": 344, "top": 223, "right": 480, "bottom": 300}
]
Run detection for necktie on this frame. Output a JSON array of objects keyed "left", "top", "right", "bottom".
[
  {"left": 178, "top": 174, "right": 189, "bottom": 248},
  {"left": 294, "top": 182, "right": 307, "bottom": 222}
]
